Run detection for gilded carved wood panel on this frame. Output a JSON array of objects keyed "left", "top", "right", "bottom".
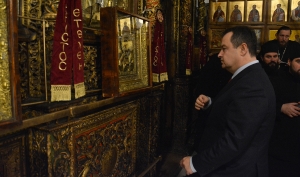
[
  {"left": 136, "top": 96, "right": 151, "bottom": 173},
  {"left": 73, "top": 105, "right": 137, "bottom": 177},
  {"left": 172, "top": 78, "right": 190, "bottom": 154},
  {"left": 0, "top": 0, "right": 21, "bottom": 125},
  {"left": 27, "top": 89, "right": 163, "bottom": 176},
  {"left": 0, "top": 0, "right": 12, "bottom": 122},
  {"left": 179, "top": 0, "right": 193, "bottom": 75},
  {"left": 0, "top": 135, "right": 26, "bottom": 176},
  {"left": 29, "top": 101, "right": 138, "bottom": 177}
]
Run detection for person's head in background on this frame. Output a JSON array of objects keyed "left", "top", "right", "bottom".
[
  {"left": 288, "top": 49, "right": 300, "bottom": 80},
  {"left": 276, "top": 26, "right": 292, "bottom": 47},
  {"left": 218, "top": 26, "right": 257, "bottom": 74},
  {"left": 260, "top": 41, "right": 280, "bottom": 73}
]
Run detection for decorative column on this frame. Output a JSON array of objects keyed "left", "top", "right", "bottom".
[{"left": 171, "top": 0, "right": 193, "bottom": 155}]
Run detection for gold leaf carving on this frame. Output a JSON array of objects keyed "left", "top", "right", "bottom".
[{"left": 0, "top": 0, "right": 12, "bottom": 121}]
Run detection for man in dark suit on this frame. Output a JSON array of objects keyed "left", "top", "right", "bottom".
[
  {"left": 180, "top": 26, "right": 276, "bottom": 177},
  {"left": 190, "top": 53, "right": 232, "bottom": 152}
]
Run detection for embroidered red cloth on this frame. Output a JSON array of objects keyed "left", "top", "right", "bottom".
[
  {"left": 199, "top": 32, "right": 208, "bottom": 68},
  {"left": 152, "top": 19, "right": 168, "bottom": 82},
  {"left": 50, "top": 0, "right": 85, "bottom": 101},
  {"left": 186, "top": 32, "right": 193, "bottom": 75}
]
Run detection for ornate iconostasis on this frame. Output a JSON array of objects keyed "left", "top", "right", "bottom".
[{"left": 207, "top": 0, "right": 300, "bottom": 53}]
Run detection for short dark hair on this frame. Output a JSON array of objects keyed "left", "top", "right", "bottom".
[
  {"left": 222, "top": 26, "right": 257, "bottom": 57},
  {"left": 276, "top": 25, "right": 292, "bottom": 35}
]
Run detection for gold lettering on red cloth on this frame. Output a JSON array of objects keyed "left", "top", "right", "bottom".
[
  {"left": 50, "top": 0, "right": 85, "bottom": 101},
  {"left": 186, "top": 26, "right": 193, "bottom": 75},
  {"left": 59, "top": 26, "right": 69, "bottom": 71},
  {"left": 151, "top": 9, "right": 168, "bottom": 82}
]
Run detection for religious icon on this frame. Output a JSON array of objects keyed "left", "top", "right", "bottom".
[
  {"left": 248, "top": 5, "right": 260, "bottom": 22},
  {"left": 291, "top": 1, "right": 300, "bottom": 21},
  {"left": 254, "top": 29, "right": 261, "bottom": 50},
  {"left": 213, "top": 6, "right": 225, "bottom": 22},
  {"left": 119, "top": 41, "right": 134, "bottom": 75},
  {"left": 100, "top": 8, "right": 152, "bottom": 96},
  {"left": 230, "top": 5, "right": 242, "bottom": 22},
  {"left": 122, "top": 21, "right": 130, "bottom": 41},
  {"left": 295, "top": 34, "right": 300, "bottom": 43},
  {"left": 272, "top": 4, "right": 285, "bottom": 22},
  {"left": 118, "top": 17, "right": 134, "bottom": 75},
  {"left": 119, "top": 17, "right": 131, "bottom": 41},
  {"left": 210, "top": 29, "right": 224, "bottom": 48}
]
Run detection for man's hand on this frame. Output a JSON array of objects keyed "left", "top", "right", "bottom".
[
  {"left": 281, "top": 102, "right": 300, "bottom": 118},
  {"left": 195, "top": 94, "right": 210, "bottom": 110},
  {"left": 180, "top": 156, "right": 194, "bottom": 176}
]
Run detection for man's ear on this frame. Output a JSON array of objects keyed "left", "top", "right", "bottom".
[
  {"left": 240, "top": 43, "right": 247, "bottom": 56},
  {"left": 287, "top": 59, "right": 291, "bottom": 66}
]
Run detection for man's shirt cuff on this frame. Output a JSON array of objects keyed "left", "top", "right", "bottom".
[
  {"left": 203, "top": 96, "right": 212, "bottom": 109},
  {"left": 190, "top": 156, "right": 197, "bottom": 173}
]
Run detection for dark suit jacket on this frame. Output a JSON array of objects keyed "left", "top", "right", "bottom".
[
  {"left": 191, "top": 53, "right": 232, "bottom": 150},
  {"left": 192, "top": 63, "right": 276, "bottom": 177},
  {"left": 194, "top": 53, "right": 232, "bottom": 99}
]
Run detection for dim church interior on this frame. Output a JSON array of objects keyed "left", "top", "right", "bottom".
[{"left": 10, "top": 0, "right": 300, "bottom": 176}]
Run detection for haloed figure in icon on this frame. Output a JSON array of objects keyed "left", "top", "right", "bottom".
[
  {"left": 248, "top": 5, "right": 260, "bottom": 22},
  {"left": 291, "top": 1, "right": 300, "bottom": 21},
  {"left": 230, "top": 5, "right": 242, "bottom": 22},
  {"left": 122, "top": 21, "right": 130, "bottom": 41},
  {"left": 272, "top": 4, "right": 285, "bottom": 22},
  {"left": 213, "top": 5, "right": 225, "bottom": 22}
]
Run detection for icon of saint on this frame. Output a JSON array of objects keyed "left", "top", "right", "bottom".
[
  {"left": 272, "top": 4, "right": 285, "bottom": 22},
  {"left": 230, "top": 5, "right": 242, "bottom": 22},
  {"left": 213, "top": 6, "right": 225, "bottom": 22},
  {"left": 248, "top": 5, "right": 260, "bottom": 22},
  {"left": 291, "top": 1, "right": 300, "bottom": 21},
  {"left": 122, "top": 21, "right": 130, "bottom": 41}
]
